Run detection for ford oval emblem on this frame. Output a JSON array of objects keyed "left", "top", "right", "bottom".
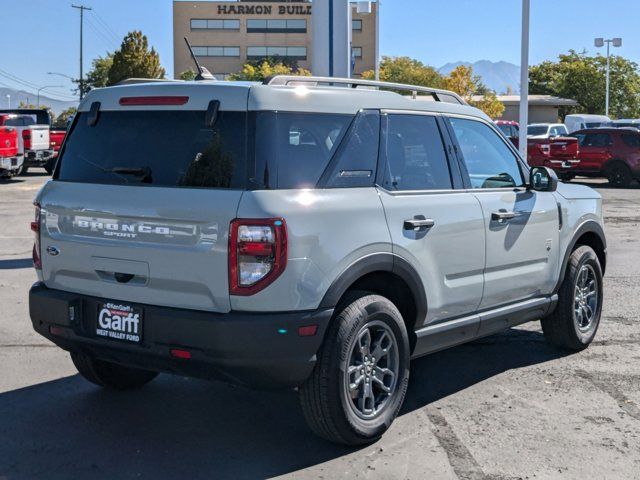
[{"left": 46, "top": 246, "right": 60, "bottom": 256}]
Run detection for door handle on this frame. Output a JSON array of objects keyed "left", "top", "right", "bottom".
[
  {"left": 491, "top": 211, "right": 517, "bottom": 222},
  {"left": 403, "top": 218, "right": 435, "bottom": 231}
]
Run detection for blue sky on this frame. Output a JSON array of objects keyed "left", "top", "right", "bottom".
[{"left": 0, "top": 0, "right": 638, "bottom": 103}]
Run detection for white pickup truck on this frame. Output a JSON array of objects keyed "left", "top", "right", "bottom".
[{"left": 0, "top": 109, "right": 55, "bottom": 174}]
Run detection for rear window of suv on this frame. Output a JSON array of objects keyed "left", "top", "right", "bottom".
[{"left": 57, "top": 110, "right": 247, "bottom": 189}]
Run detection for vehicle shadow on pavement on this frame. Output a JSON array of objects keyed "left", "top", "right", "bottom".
[
  {"left": 0, "top": 258, "right": 33, "bottom": 270},
  {"left": 0, "top": 328, "right": 568, "bottom": 479}
]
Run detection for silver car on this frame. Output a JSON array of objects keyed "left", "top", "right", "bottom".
[{"left": 29, "top": 76, "right": 606, "bottom": 445}]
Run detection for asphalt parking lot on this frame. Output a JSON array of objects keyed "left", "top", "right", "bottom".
[{"left": 1, "top": 172, "right": 639, "bottom": 480}]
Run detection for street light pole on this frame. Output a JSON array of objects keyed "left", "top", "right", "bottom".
[
  {"left": 5, "top": 94, "right": 10, "bottom": 109},
  {"left": 37, "top": 85, "right": 64, "bottom": 108},
  {"left": 375, "top": 0, "right": 380, "bottom": 81},
  {"left": 518, "top": 0, "right": 530, "bottom": 160},
  {"left": 595, "top": 37, "right": 622, "bottom": 117}
]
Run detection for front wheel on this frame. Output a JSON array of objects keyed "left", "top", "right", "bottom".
[
  {"left": 299, "top": 292, "right": 410, "bottom": 445},
  {"left": 541, "top": 245, "right": 603, "bottom": 350},
  {"left": 71, "top": 352, "right": 158, "bottom": 390},
  {"left": 607, "top": 162, "right": 633, "bottom": 188}
]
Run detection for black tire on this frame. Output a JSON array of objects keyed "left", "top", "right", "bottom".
[
  {"left": 71, "top": 352, "right": 158, "bottom": 390},
  {"left": 16, "top": 165, "right": 27, "bottom": 176},
  {"left": 559, "top": 173, "right": 575, "bottom": 182},
  {"left": 44, "top": 159, "right": 55, "bottom": 175},
  {"left": 607, "top": 162, "right": 633, "bottom": 188},
  {"left": 299, "top": 292, "right": 410, "bottom": 445},
  {"left": 541, "top": 245, "right": 603, "bottom": 350}
]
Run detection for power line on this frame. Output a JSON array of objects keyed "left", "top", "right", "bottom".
[
  {"left": 91, "top": 10, "right": 121, "bottom": 45},
  {"left": 0, "top": 70, "right": 77, "bottom": 101},
  {"left": 85, "top": 16, "right": 119, "bottom": 50}
]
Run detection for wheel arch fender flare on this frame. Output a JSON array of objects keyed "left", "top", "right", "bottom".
[
  {"left": 554, "top": 220, "right": 607, "bottom": 294},
  {"left": 318, "top": 253, "right": 428, "bottom": 329}
]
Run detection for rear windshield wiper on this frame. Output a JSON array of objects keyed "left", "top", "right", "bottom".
[{"left": 108, "top": 166, "right": 153, "bottom": 183}]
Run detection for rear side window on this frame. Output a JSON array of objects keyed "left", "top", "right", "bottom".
[
  {"left": 321, "top": 110, "right": 380, "bottom": 188},
  {"left": 57, "top": 110, "right": 247, "bottom": 189},
  {"left": 621, "top": 134, "right": 640, "bottom": 147},
  {"left": 381, "top": 114, "right": 452, "bottom": 191},
  {"left": 251, "top": 112, "right": 353, "bottom": 189},
  {"left": 449, "top": 117, "right": 524, "bottom": 189}
]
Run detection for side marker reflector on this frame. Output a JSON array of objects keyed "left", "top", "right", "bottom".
[
  {"left": 170, "top": 348, "right": 192, "bottom": 360},
  {"left": 298, "top": 325, "right": 318, "bottom": 337}
]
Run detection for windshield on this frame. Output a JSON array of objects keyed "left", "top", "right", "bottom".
[
  {"left": 57, "top": 110, "right": 247, "bottom": 188},
  {"left": 527, "top": 126, "right": 548, "bottom": 136}
]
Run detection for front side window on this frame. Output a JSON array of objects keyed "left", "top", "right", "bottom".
[
  {"left": 582, "top": 133, "right": 612, "bottom": 147},
  {"left": 449, "top": 117, "right": 524, "bottom": 189},
  {"left": 382, "top": 114, "right": 452, "bottom": 191},
  {"left": 622, "top": 134, "right": 640, "bottom": 147}
]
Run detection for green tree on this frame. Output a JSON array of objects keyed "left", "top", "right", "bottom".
[
  {"left": 179, "top": 69, "right": 197, "bottom": 81},
  {"left": 53, "top": 107, "right": 78, "bottom": 128},
  {"left": 86, "top": 53, "right": 114, "bottom": 90},
  {"left": 229, "top": 58, "right": 311, "bottom": 81},
  {"left": 361, "top": 56, "right": 444, "bottom": 89},
  {"left": 444, "top": 65, "right": 505, "bottom": 118},
  {"left": 107, "top": 31, "right": 165, "bottom": 86},
  {"left": 529, "top": 50, "right": 640, "bottom": 119}
]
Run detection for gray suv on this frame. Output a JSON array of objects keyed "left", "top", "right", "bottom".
[{"left": 29, "top": 76, "right": 607, "bottom": 445}]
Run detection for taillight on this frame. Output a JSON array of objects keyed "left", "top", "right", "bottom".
[
  {"left": 22, "top": 130, "right": 31, "bottom": 149},
  {"left": 31, "top": 202, "right": 42, "bottom": 270},
  {"left": 229, "top": 218, "right": 287, "bottom": 296}
]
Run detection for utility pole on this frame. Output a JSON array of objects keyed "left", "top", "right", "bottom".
[
  {"left": 72, "top": 4, "right": 92, "bottom": 100},
  {"left": 518, "top": 0, "right": 530, "bottom": 160}
]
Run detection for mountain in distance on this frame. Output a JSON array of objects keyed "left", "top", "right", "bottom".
[
  {"left": 439, "top": 60, "right": 521, "bottom": 95},
  {"left": 0, "top": 87, "right": 78, "bottom": 115}
]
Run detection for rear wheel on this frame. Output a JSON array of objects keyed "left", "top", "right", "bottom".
[
  {"left": 299, "top": 292, "right": 410, "bottom": 445},
  {"left": 16, "top": 165, "right": 27, "bottom": 176},
  {"left": 71, "top": 352, "right": 158, "bottom": 390},
  {"left": 541, "top": 246, "right": 603, "bottom": 350},
  {"left": 607, "top": 162, "right": 633, "bottom": 188}
]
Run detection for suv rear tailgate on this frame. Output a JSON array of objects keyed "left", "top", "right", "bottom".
[{"left": 38, "top": 181, "right": 241, "bottom": 313}]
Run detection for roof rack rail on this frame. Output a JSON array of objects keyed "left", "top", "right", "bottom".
[{"left": 264, "top": 75, "right": 467, "bottom": 105}]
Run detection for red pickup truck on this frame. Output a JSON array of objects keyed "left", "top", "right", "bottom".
[
  {"left": 0, "top": 109, "right": 55, "bottom": 174},
  {"left": 47, "top": 128, "right": 67, "bottom": 174},
  {"left": 0, "top": 124, "right": 22, "bottom": 178},
  {"left": 495, "top": 120, "right": 579, "bottom": 178},
  {"left": 564, "top": 128, "right": 640, "bottom": 187}
]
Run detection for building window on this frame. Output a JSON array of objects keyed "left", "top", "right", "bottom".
[
  {"left": 352, "top": 19, "right": 363, "bottom": 31},
  {"left": 193, "top": 46, "right": 240, "bottom": 57},
  {"left": 247, "top": 19, "right": 307, "bottom": 33},
  {"left": 352, "top": 47, "right": 362, "bottom": 58},
  {"left": 247, "top": 46, "right": 307, "bottom": 61},
  {"left": 191, "top": 19, "right": 240, "bottom": 30}
]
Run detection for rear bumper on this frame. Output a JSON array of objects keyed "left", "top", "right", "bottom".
[
  {"left": 29, "top": 282, "right": 333, "bottom": 389},
  {"left": 0, "top": 156, "right": 22, "bottom": 174},
  {"left": 25, "top": 149, "right": 54, "bottom": 166}
]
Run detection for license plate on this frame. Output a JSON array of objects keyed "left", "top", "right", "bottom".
[
  {"left": 562, "top": 161, "right": 572, "bottom": 168},
  {"left": 96, "top": 302, "right": 143, "bottom": 343}
]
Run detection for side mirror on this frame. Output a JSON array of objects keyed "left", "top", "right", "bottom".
[{"left": 529, "top": 166, "right": 558, "bottom": 192}]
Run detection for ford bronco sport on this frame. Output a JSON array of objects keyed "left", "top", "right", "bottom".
[{"left": 29, "top": 76, "right": 607, "bottom": 445}]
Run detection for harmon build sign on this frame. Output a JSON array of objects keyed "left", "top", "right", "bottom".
[{"left": 217, "top": 4, "right": 312, "bottom": 15}]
